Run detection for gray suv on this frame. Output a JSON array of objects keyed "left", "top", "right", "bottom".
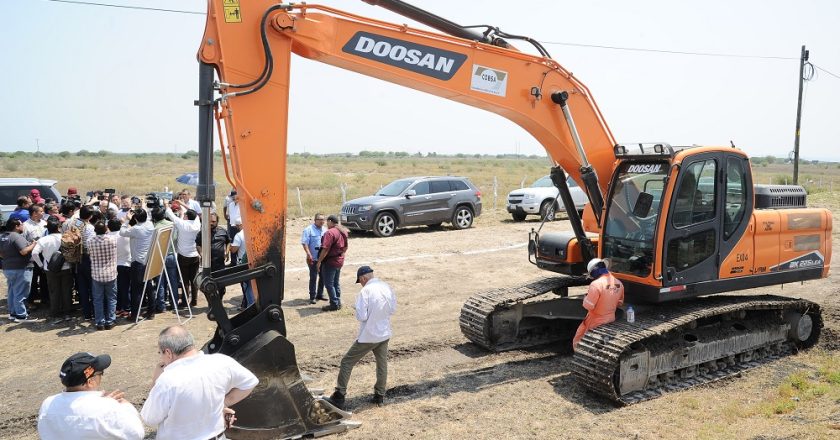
[
  {"left": 341, "top": 176, "right": 482, "bottom": 237},
  {"left": 0, "top": 178, "right": 62, "bottom": 221}
]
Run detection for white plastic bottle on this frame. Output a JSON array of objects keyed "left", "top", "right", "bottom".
[{"left": 626, "top": 305, "right": 635, "bottom": 323}]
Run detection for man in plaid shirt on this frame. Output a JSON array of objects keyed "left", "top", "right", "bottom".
[{"left": 87, "top": 221, "right": 118, "bottom": 330}]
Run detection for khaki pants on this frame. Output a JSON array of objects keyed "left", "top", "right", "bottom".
[{"left": 336, "top": 339, "right": 389, "bottom": 396}]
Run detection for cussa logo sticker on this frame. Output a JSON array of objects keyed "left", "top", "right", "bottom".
[
  {"left": 342, "top": 32, "right": 467, "bottom": 80},
  {"left": 627, "top": 164, "right": 663, "bottom": 173},
  {"left": 470, "top": 65, "right": 508, "bottom": 97}
]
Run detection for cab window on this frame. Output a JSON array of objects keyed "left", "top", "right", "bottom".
[
  {"left": 672, "top": 159, "right": 717, "bottom": 228},
  {"left": 724, "top": 158, "right": 747, "bottom": 239}
]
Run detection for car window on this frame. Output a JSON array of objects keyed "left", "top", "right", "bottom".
[
  {"left": 430, "top": 181, "right": 450, "bottom": 193},
  {"left": 450, "top": 180, "right": 469, "bottom": 191},
  {"left": 376, "top": 179, "right": 412, "bottom": 196},
  {"left": 0, "top": 185, "right": 55, "bottom": 205},
  {"left": 411, "top": 181, "right": 430, "bottom": 195},
  {"left": 531, "top": 176, "right": 553, "bottom": 188}
]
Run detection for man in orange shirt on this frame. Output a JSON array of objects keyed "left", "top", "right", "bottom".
[{"left": 573, "top": 258, "right": 624, "bottom": 350}]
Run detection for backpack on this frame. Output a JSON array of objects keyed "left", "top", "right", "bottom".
[
  {"left": 47, "top": 251, "right": 66, "bottom": 272},
  {"left": 60, "top": 221, "right": 83, "bottom": 264}
]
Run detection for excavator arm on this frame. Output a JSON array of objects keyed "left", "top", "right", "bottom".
[{"left": 194, "top": 1, "right": 617, "bottom": 438}]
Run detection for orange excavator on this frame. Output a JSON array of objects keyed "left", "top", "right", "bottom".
[{"left": 193, "top": 1, "right": 830, "bottom": 438}]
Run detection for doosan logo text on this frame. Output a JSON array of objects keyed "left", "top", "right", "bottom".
[
  {"left": 627, "top": 164, "right": 662, "bottom": 173},
  {"left": 342, "top": 32, "right": 467, "bottom": 81}
]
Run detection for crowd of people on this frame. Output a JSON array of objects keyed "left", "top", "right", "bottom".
[
  {"left": 0, "top": 187, "right": 245, "bottom": 327},
  {"left": 4, "top": 185, "right": 405, "bottom": 437}
]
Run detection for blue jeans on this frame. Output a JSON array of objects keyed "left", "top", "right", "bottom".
[
  {"left": 241, "top": 281, "right": 254, "bottom": 307},
  {"left": 75, "top": 255, "right": 93, "bottom": 318},
  {"left": 4, "top": 267, "right": 33, "bottom": 318},
  {"left": 321, "top": 264, "right": 342, "bottom": 306},
  {"left": 156, "top": 254, "right": 179, "bottom": 309},
  {"left": 92, "top": 279, "right": 117, "bottom": 325},
  {"left": 308, "top": 261, "right": 325, "bottom": 300}
]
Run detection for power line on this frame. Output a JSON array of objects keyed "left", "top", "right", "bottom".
[
  {"left": 539, "top": 40, "right": 797, "bottom": 60},
  {"left": 814, "top": 64, "right": 840, "bottom": 80},
  {"left": 44, "top": 0, "right": 203, "bottom": 15}
]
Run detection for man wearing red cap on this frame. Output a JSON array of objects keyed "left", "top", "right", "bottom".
[
  {"left": 37, "top": 352, "right": 144, "bottom": 439},
  {"left": 30, "top": 188, "right": 45, "bottom": 205}
]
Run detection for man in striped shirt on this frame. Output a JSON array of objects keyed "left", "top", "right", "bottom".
[{"left": 88, "top": 221, "right": 118, "bottom": 330}]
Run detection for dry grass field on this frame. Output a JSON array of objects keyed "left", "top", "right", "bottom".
[{"left": 0, "top": 153, "right": 838, "bottom": 439}]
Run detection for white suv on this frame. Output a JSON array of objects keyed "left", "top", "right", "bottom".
[
  {"left": 0, "top": 178, "right": 62, "bottom": 221},
  {"left": 506, "top": 175, "right": 587, "bottom": 221}
]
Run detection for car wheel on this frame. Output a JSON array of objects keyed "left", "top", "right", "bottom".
[
  {"left": 511, "top": 212, "right": 527, "bottom": 222},
  {"left": 452, "top": 206, "right": 474, "bottom": 230},
  {"left": 539, "top": 201, "right": 556, "bottom": 221},
  {"left": 373, "top": 212, "right": 397, "bottom": 237}
]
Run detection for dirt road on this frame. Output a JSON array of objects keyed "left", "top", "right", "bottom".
[{"left": 1, "top": 213, "right": 838, "bottom": 439}]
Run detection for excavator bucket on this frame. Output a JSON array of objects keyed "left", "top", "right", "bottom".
[{"left": 220, "top": 329, "right": 359, "bottom": 439}]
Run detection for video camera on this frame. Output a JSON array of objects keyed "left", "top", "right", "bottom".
[
  {"left": 145, "top": 192, "right": 173, "bottom": 209},
  {"left": 86, "top": 188, "right": 117, "bottom": 201}
]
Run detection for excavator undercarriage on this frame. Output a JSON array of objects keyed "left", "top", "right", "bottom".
[{"left": 461, "top": 286, "right": 822, "bottom": 404}]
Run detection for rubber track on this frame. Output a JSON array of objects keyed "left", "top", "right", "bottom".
[
  {"left": 571, "top": 295, "right": 822, "bottom": 405},
  {"left": 459, "top": 275, "right": 590, "bottom": 351}
]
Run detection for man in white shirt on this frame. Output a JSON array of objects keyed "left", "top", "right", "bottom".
[
  {"left": 166, "top": 205, "right": 201, "bottom": 307},
  {"left": 141, "top": 325, "right": 259, "bottom": 440},
  {"left": 31, "top": 217, "right": 73, "bottom": 324},
  {"left": 179, "top": 189, "right": 202, "bottom": 214},
  {"left": 225, "top": 191, "right": 242, "bottom": 241},
  {"left": 24, "top": 204, "right": 49, "bottom": 308},
  {"left": 119, "top": 208, "right": 156, "bottom": 320},
  {"left": 37, "top": 352, "right": 144, "bottom": 440},
  {"left": 229, "top": 229, "right": 253, "bottom": 308},
  {"left": 327, "top": 266, "right": 396, "bottom": 409},
  {"left": 108, "top": 219, "right": 132, "bottom": 318}
]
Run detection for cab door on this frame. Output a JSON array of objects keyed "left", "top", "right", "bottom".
[{"left": 662, "top": 153, "right": 722, "bottom": 286}]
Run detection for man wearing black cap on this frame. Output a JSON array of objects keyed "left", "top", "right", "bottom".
[
  {"left": 37, "top": 352, "right": 144, "bottom": 439},
  {"left": 327, "top": 265, "right": 397, "bottom": 409},
  {"left": 316, "top": 215, "right": 349, "bottom": 311}
]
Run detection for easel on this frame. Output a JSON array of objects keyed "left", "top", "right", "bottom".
[{"left": 136, "top": 225, "right": 193, "bottom": 324}]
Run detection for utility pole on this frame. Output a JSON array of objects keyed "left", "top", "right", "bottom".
[
  {"left": 36, "top": 138, "right": 40, "bottom": 153},
  {"left": 792, "top": 45, "right": 808, "bottom": 185}
]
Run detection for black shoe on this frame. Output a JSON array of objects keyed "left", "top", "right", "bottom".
[
  {"left": 104, "top": 322, "right": 115, "bottom": 330},
  {"left": 95, "top": 323, "right": 105, "bottom": 331},
  {"left": 144, "top": 312, "right": 155, "bottom": 320},
  {"left": 309, "top": 299, "right": 317, "bottom": 305},
  {"left": 315, "top": 297, "right": 328, "bottom": 302},
  {"left": 326, "top": 391, "right": 345, "bottom": 410},
  {"left": 371, "top": 393, "right": 385, "bottom": 405},
  {"left": 321, "top": 304, "right": 340, "bottom": 312},
  {"left": 190, "top": 299, "right": 197, "bottom": 307},
  {"left": 128, "top": 314, "right": 138, "bottom": 321}
]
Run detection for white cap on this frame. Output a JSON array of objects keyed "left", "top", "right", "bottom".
[{"left": 587, "top": 258, "right": 606, "bottom": 273}]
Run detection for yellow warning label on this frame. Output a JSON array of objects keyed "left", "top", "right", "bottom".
[
  {"left": 223, "top": 0, "right": 239, "bottom": 6},
  {"left": 224, "top": 6, "right": 242, "bottom": 23}
]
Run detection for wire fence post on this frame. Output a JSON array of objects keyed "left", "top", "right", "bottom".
[
  {"left": 340, "top": 183, "right": 347, "bottom": 205},
  {"left": 520, "top": 177, "right": 526, "bottom": 188},
  {"left": 493, "top": 176, "right": 498, "bottom": 211},
  {"left": 296, "top": 187, "right": 304, "bottom": 217}
]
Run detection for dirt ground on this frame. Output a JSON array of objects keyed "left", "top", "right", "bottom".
[{"left": 1, "top": 212, "right": 838, "bottom": 440}]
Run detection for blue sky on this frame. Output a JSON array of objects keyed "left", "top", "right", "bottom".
[{"left": 3, "top": 0, "right": 839, "bottom": 160}]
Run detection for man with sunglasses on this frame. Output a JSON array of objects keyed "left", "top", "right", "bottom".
[{"left": 37, "top": 352, "right": 144, "bottom": 439}]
